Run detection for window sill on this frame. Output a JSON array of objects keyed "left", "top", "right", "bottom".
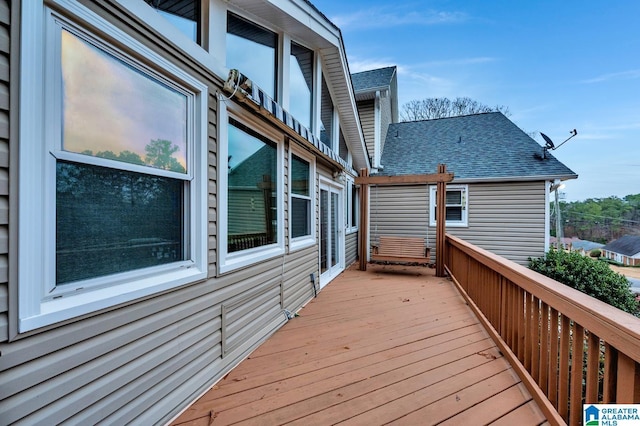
[
  {"left": 20, "top": 265, "right": 206, "bottom": 332},
  {"left": 219, "top": 244, "right": 285, "bottom": 275},
  {"left": 290, "top": 236, "right": 316, "bottom": 252}
]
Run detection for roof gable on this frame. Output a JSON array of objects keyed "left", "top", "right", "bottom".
[
  {"left": 377, "top": 112, "right": 577, "bottom": 181},
  {"left": 351, "top": 66, "right": 397, "bottom": 93},
  {"left": 602, "top": 235, "right": 640, "bottom": 256}
]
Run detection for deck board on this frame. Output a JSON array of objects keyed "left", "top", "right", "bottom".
[{"left": 172, "top": 264, "right": 547, "bottom": 425}]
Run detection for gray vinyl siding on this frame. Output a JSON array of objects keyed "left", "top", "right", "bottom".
[
  {"left": 369, "top": 181, "right": 547, "bottom": 265},
  {"left": 345, "top": 231, "right": 358, "bottom": 266},
  {"left": 357, "top": 100, "right": 375, "bottom": 158},
  {"left": 0, "top": 0, "right": 9, "bottom": 343},
  {"left": 0, "top": 2, "right": 322, "bottom": 425}
]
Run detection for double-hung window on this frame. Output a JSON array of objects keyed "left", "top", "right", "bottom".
[
  {"left": 429, "top": 185, "right": 468, "bottom": 227},
  {"left": 289, "top": 149, "right": 315, "bottom": 249},
  {"left": 18, "top": 5, "right": 207, "bottom": 332}
]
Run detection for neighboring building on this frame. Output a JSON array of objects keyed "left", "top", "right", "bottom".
[
  {"left": 602, "top": 236, "right": 640, "bottom": 266},
  {"left": 1, "top": 1, "right": 369, "bottom": 423},
  {"left": 368, "top": 112, "right": 578, "bottom": 265},
  {"left": 570, "top": 239, "right": 604, "bottom": 256},
  {"left": 351, "top": 66, "right": 398, "bottom": 171},
  {"left": 549, "top": 236, "right": 581, "bottom": 250}
]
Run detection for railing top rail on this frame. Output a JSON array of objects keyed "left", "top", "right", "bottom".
[{"left": 445, "top": 233, "right": 640, "bottom": 362}]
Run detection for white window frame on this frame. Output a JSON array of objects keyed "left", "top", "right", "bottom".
[
  {"left": 345, "top": 176, "right": 359, "bottom": 234},
  {"left": 18, "top": 2, "right": 208, "bottom": 332},
  {"left": 429, "top": 184, "right": 469, "bottom": 228},
  {"left": 289, "top": 147, "right": 316, "bottom": 251},
  {"left": 218, "top": 99, "right": 285, "bottom": 274}
]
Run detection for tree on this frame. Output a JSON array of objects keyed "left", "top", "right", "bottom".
[
  {"left": 529, "top": 249, "right": 638, "bottom": 315},
  {"left": 145, "top": 139, "right": 186, "bottom": 173},
  {"left": 400, "top": 96, "right": 511, "bottom": 122}
]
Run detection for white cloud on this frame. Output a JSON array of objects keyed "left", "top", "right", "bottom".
[
  {"left": 581, "top": 69, "right": 640, "bottom": 84},
  {"left": 330, "top": 6, "right": 467, "bottom": 30}
]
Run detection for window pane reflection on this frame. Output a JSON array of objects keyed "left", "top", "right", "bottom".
[{"left": 227, "top": 120, "right": 278, "bottom": 252}]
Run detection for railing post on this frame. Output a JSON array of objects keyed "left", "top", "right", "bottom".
[
  {"left": 358, "top": 168, "right": 369, "bottom": 271},
  {"left": 435, "top": 164, "right": 446, "bottom": 277}
]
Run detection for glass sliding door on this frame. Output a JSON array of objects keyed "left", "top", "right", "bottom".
[{"left": 319, "top": 181, "right": 343, "bottom": 288}]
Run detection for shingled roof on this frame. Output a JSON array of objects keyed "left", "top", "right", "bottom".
[
  {"left": 377, "top": 112, "right": 577, "bottom": 181},
  {"left": 603, "top": 235, "right": 640, "bottom": 256},
  {"left": 351, "top": 66, "right": 397, "bottom": 93}
]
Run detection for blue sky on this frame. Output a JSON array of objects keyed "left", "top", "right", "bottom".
[{"left": 313, "top": 0, "right": 640, "bottom": 202}]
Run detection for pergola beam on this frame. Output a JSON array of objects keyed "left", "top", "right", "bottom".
[{"left": 355, "top": 172, "right": 453, "bottom": 186}]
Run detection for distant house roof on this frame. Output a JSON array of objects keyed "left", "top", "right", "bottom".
[
  {"left": 572, "top": 240, "right": 604, "bottom": 252},
  {"left": 602, "top": 235, "right": 640, "bottom": 256},
  {"left": 351, "top": 66, "right": 397, "bottom": 93},
  {"left": 377, "top": 112, "right": 578, "bottom": 181}
]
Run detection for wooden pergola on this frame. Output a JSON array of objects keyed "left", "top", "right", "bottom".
[{"left": 355, "top": 164, "right": 454, "bottom": 277}]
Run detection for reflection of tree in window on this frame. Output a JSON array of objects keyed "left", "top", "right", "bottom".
[{"left": 227, "top": 120, "right": 278, "bottom": 252}]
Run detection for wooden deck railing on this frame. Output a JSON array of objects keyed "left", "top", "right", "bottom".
[{"left": 445, "top": 234, "right": 640, "bottom": 426}]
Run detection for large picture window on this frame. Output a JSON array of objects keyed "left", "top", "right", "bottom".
[
  {"left": 144, "top": 0, "right": 201, "bottom": 43},
  {"left": 319, "top": 75, "right": 334, "bottom": 148},
  {"left": 219, "top": 108, "right": 284, "bottom": 273},
  {"left": 289, "top": 42, "right": 313, "bottom": 129},
  {"left": 18, "top": 8, "right": 207, "bottom": 332},
  {"left": 429, "top": 185, "right": 468, "bottom": 227},
  {"left": 227, "top": 119, "right": 279, "bottom": 253},
  {"left": 226, "top": 12, "right": 278, "bottom": 99}
]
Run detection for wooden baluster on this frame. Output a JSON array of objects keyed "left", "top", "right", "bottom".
[
  {"left": 569, "top": 323, "right": 585, "bottom": 426},
  {"left": 585, "top": 331, "right": 600, "bottom": 404},
  {"left": 603, "top": 343, "right": 617, "bottom": 403},
  {"left": 549, "top": 307, "right": 560, "bottom": 409},
  {"left": 558, "top": 314, "right": 571, "bottom": 421},
  {"left": 616, "top": 352, "right": 640, "bottom": 403},
  {"left": 531, "top": 296, "right": 540, "bottom": 384},
  {"left": 539, "top": 302, "right": 550, "bottom": 395}
]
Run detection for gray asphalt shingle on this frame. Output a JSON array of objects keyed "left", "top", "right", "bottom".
[
  {"left": 351, "top": 66, "right": 396, "bottom": 92},
  {"left": 603, "top": 235, "right": 640, "bottom": 256},
  {"left": 377, "top": 112, "right": 577, "bottom": 180}
]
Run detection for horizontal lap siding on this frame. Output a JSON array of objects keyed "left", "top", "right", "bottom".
[
  {"left": 345, "top": 231, "right": 358, "bottom": 266},
  {"left": 0, "top": 0, "right": 9, "bottom": 342},
  {"left": 0, "top": 2, "right": 316, "bottom": 425},
  {"left": 453, "top": 182, "right": 547, "bottom": 265},
  {"left": 369, "top": 182, "right": 546, "bottom": 265},
  {"left": 370, "top": 185, "right": 429, "bottom": 245},
  {"left": 358, "top": 100, "right": 375, "bottom": 156}
]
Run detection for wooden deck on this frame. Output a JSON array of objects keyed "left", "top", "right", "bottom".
[{"left": 172, "top": 264, "right": 548, "bottom": 425}]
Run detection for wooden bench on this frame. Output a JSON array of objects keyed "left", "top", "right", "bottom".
[{"left": 371, "top": 236, "right": 431, "bottom": 264}]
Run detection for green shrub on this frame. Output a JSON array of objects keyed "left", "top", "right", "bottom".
[
  {"left": 529, "top": 249, "right": 639, "bottom": 316},
  {"left": 589, "top": 249, "right": 601, "bottom": 258}
]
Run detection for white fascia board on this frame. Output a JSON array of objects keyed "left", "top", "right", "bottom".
[
  {"left": 450, "top": 174, "right": 578, "bottom": 184},
  {"left": 264, "top": 0, "right": 342, "bottom": 47}
]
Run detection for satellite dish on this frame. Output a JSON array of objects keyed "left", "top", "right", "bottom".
[
  {"left": 536, "top": 129, "right": 578, "bottom": 160},
  {"left": 540, "top": 132, "right": 555, "bottom": 150}
]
